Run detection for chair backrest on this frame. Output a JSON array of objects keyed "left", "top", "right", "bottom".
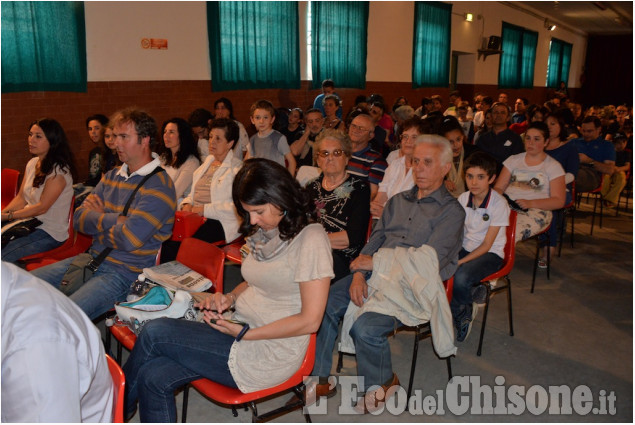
[
  {"left": 1, "top": 168, "right": 20, "bottom": 208},
  {"left": 106, "top": 354, "right": 125, "bottom": 423},
  {"left": 176, "top": 237, "right": 225, "bottom": 293},
  {"left": 499, "top": 210, "right": 518, "bottom": 276},
  {"left": 443, "top": 277, "right": 454, "bottom": 303}
]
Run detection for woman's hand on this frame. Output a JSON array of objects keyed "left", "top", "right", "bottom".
[
  {"left": 193, "top": 292, "right": 234, "bottom": 314},
  {"left": 515, "top": 199, "right": 533, "bottom": 210},
  {"left": 202, "top": 310, "right": 245, "bottom": 337}
]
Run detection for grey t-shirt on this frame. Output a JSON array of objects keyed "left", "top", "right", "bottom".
[{"left": 248, "top": 130, "right": 289, "bottom": 166}]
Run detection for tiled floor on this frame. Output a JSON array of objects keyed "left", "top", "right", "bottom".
[{"left": 109, "top": 198, "right": 633, "bottom": 423}]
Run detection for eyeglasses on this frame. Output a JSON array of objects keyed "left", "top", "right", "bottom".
[
  {"left": 400, "top": 133, "right": 417, "bottom": 141},
  {"left": 316, "top": 149, "right": 345, "bottom": 158},
  {"left": 349, "top": 123, "right": 370, "bottom": 132},
  {"left": 616, "top": 109, "right": 628, "bottom": 114}
]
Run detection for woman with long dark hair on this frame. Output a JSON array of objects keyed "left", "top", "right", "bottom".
[
  {"left": 159, "top": 118, "right": 201, "bottom": 202},
  {"left": 213, "top": 97, "right": 250, "bottom": 157},
  {"left": 123, "top": 158, "right": 333, "bottom": 422},
  {"left": 2, "top": 118, "right": 75, "bottom": 262}
]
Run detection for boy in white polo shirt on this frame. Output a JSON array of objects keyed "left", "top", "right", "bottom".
[{"left": 453, "top": 151, "right": 510, "bottom": 342}]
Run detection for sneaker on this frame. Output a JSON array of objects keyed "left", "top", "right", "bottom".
[
  {"left": 538, "top": 258, "right": 548, "bottom": 269},
  {"left": 456, "top": 303, "right": 479, "bottom": 342}
]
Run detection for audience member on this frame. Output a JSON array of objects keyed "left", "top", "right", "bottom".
[
  {"left": 103, "top": 123, "right": 121, "bottom": 172},
  {"left": 439, "top": 116, "right": 480, "bottom": 197},
  {"left": 31, "top": 107, "right": 177, "bottom": 320},
  {"left": 213, "top": 97, "right": 250, "bottom": 157},
  {"left": 372, "top": 117, "right": 425, "bottom": 218},
  {"left": 2, "top": 118, "right": 75, "bottom": 263},
  {"left": 85, "top": 114, "right": 109, "bottom": 187},
  {"left": 473, "top": 96, "right": 493, "bottom": 129},
  {"left": 452, "top": 152, "right": 509, "bottom": 342},
  {"left": 306, "top": 130, "right": 370, "bottom": 282},
  {"left": 346, "top": 113, "right": 387, "bottom": 200},
  {"left": 498, "top": 92, "right": 509, "bottom": 106},
  {"left": 281, "top": 107, "right": 304, "bottom": 144},
  {"left": 246, "top": 100, "right": 296, "bottom": 176},
  {"left": 308, "top": 134, "right": 464, "bottom": 414},
  {"left": 475, "top": 102, "right": 524, "bottom": 170},
  {"left": 456, "top": 102, "right": 475, "bottom": 142},
  {"left": 323, "top": 94, "right": 344, "bottom": 130},
  {"left": 512, "top": 98, "right": 529, "bottom": 124},
  {"left": 161, "top": 118, "right": 243, "bottom": 262},
  {"left": 159, "top": 118, "right": 201, "bottom": 203},
  {"left": 314, "top": 79, "right": 343, "bottom": 118},
  {"left": 1, "top": 262, "right": 113, "bottom": 422},
  {"left": 188, "top": 108, "right": 213, "bottom": 158},
  {"left": 601, "top": 133, "right": 631, "bottom": 207},
  {"left": 123, "top": 158, "right": 333, "bottom": 422},
  {"left": 291, "top": 108, "right": 324, "bottom": 167},
  {"left": 573, "top": 116, "right": 616, "bottom": 193},
  {"left": 494, "top": 121, "right": 566, "bottom": 243}
]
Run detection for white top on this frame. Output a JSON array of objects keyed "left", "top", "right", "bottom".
[
  {"left": 473, "top": 110, "right": 484, "bottom": 129},
  {"left": 386, "top": 149, "right": 401, "bottom": 165},
  {"left": 458, "top": 189, "right": 509, "bottom": 259},
  {"left": 161, "top": 154, "right": 200, "bottom": 203},
  {"left": 22, "top": 157, "right": 73, "bottom": 242},
  {"left": 503, "top": 153, "right": 565, "bottom": 201},
  {"left": 228, "top": 224, "right": 334, "bottom": 393},
  {"left": 1, "top": 262, "right": 113, "bottom": 422},
  {"left": 378, "top": 155, "right": 414, "bottom": 200},
  {"left": 180, "top": 149, "right": 242, "bottom": 243}
]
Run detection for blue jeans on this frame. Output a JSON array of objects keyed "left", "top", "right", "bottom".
[
  {"left": 314, "top": 273, "right": 356, "bottom": 378},
  {"left": 450, "top": 249, "right": 503, "bottom": 317},
  {"left": 31, "top": 256, "right": 138, "bottom": 320},
  {"left": 123, "top": 318, "right": 237, "bottom": 422},
  {"left": 350, "top": 312, "right": 403, "bottom": 391},
  {"left": 2, "top": 229, "right": 63, "bottom": 263}
]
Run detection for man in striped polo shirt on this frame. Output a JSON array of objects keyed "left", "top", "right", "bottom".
[
  {"left": 32, "top": 108, "right": 177, "bottom": 320},
  {"left": 347, "top": 114, "right": 387, "bottom": 200}
]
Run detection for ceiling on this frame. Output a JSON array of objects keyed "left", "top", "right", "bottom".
[{"left": 508, "top": 1, "right": 633, "bottom": 36}]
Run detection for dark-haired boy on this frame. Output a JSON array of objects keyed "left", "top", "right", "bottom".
[
  {"left": 453, "top": 152, "right": 510, "bottom": 342},
  {"left": 246, "top": 100, "right": 296, "bottom": 175}
]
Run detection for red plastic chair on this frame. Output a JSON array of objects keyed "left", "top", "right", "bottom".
[
  {"left": 19, "top": 195, "right": 77, "bottom": 267},
  {"left": 109, "top": 238, "right": 226, "bottom": 362},
  {"left": 106, "top": 354, "right": 126, "bottom": 423},
  {"left": 1, "top": 168, "right": 20, "bottom": 209},
  {"left": 24, "top": 232, "right": 93, "bottom": 271},
  {"left": 171, "top": 211, "right": 206, "bottom": 241},
  {"left": 181, "top": 334, "right": 317, "bottom": 422},
  {"left": 476, "top": 210, "right": 517, "bottom": 356}
]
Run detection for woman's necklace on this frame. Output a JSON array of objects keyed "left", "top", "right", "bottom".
[
  {"left": 322, "top": 173, "right": 348, "bottom": 191},
  {"left": 325, "top": 117, "right": 340, "bottom": 128}
]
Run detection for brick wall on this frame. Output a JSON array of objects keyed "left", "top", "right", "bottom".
[{"left": 1, "top": 80, "right": 564, "bottom": 181}]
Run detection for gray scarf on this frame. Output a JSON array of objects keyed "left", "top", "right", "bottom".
[{"left": 246, "top": 227, "right": 289, "bottom": 261}]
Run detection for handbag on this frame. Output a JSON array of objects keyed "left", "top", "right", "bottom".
[
  {"left": 1, "top": 217, "right": 43, "bottom": 248},
  {"left": 114, "top": 286, "right": 199, "bottom": 334},
  {"left": 60, "top": 167, "right": 163, "bottom": 295}
]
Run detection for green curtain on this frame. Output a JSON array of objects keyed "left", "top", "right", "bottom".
[
  {"left": 499, "top": 22, "right": 537, "bottom": 89},
  {"left": 311, "top": 1, "right": 369, "bottom": 89},
  {"left": 207, "top": 1, "right": 300, "bottom": 91},
  {"left": 1, "top": 1, "right": 87, "bottom": 93},
  {"left": 412, "top": 2, "right": 452, "bottom": 88},
  {"left": 547, "top": 38, "right": 573, "bottom": 88}
]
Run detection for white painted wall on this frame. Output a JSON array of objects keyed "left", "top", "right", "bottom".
[{"left": 84, "top": 1, "right": 587, "bottom": 87}]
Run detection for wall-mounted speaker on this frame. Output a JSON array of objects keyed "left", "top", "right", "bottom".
[{"left": 487, "top": 36, "right": 501, "bottom": 50}]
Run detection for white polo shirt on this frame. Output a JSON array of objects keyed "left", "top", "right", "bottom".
[{"left": 458, "top": 189, "right": 510, "bottom": 259}]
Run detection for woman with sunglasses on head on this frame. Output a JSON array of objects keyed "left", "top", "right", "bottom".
[
  {"left": 123, "top": 158, "right": 333, "bottom": 422},
  {"left": 305, "top": 129, "right": 370, "bottom": 282}
]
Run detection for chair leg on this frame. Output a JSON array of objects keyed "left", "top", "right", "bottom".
[
  {"left": 570, "top": 206, "right": 575, "bottom": 248},
  {"left": 506, "top": 277, "right": 514, "bottom": 337},
  {"left": 446, "top": 356, "right": 453, "bottom": 380},
  {"left": 116, "top": 340, "right": 123, "bottom": 365},
  {"left": 336, "top": 351, "right": 344, "bottom": 373},
  {"left": 477, "top": 284, "right": 492, "bottom": 356},
  {"left": 546, "top": 234, "right": 551, "bottom": 281},
  {"left": 531, "top": 239, "right": 540, "bottom": 294},
  {"left": 181, "top": 385, "right": 190, "bottom": 423},
  {"left": 557, "top": 210, "right": 566, "bottom": 257},
  {"left": 406, "top": 327, "right": 421, "bottom": 411}
]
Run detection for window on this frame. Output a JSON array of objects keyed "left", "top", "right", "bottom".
[
  {"left": 498, "top": 22, "right": 538, "bottom": 89},
  {"left": 309, "top": 1, "right": 369, "bottom": 89},
  {"left": 412, "top": 1, "right": 452, "bottom": 88},
  {"left": 546, "top": 38, "right": 573, "bottom": 88},
  {"left": 1, "top": 1, "right": 87, "bottom": 93},
  {"left": 207, "top": 1, "right": 300, "bottom": 91}
]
